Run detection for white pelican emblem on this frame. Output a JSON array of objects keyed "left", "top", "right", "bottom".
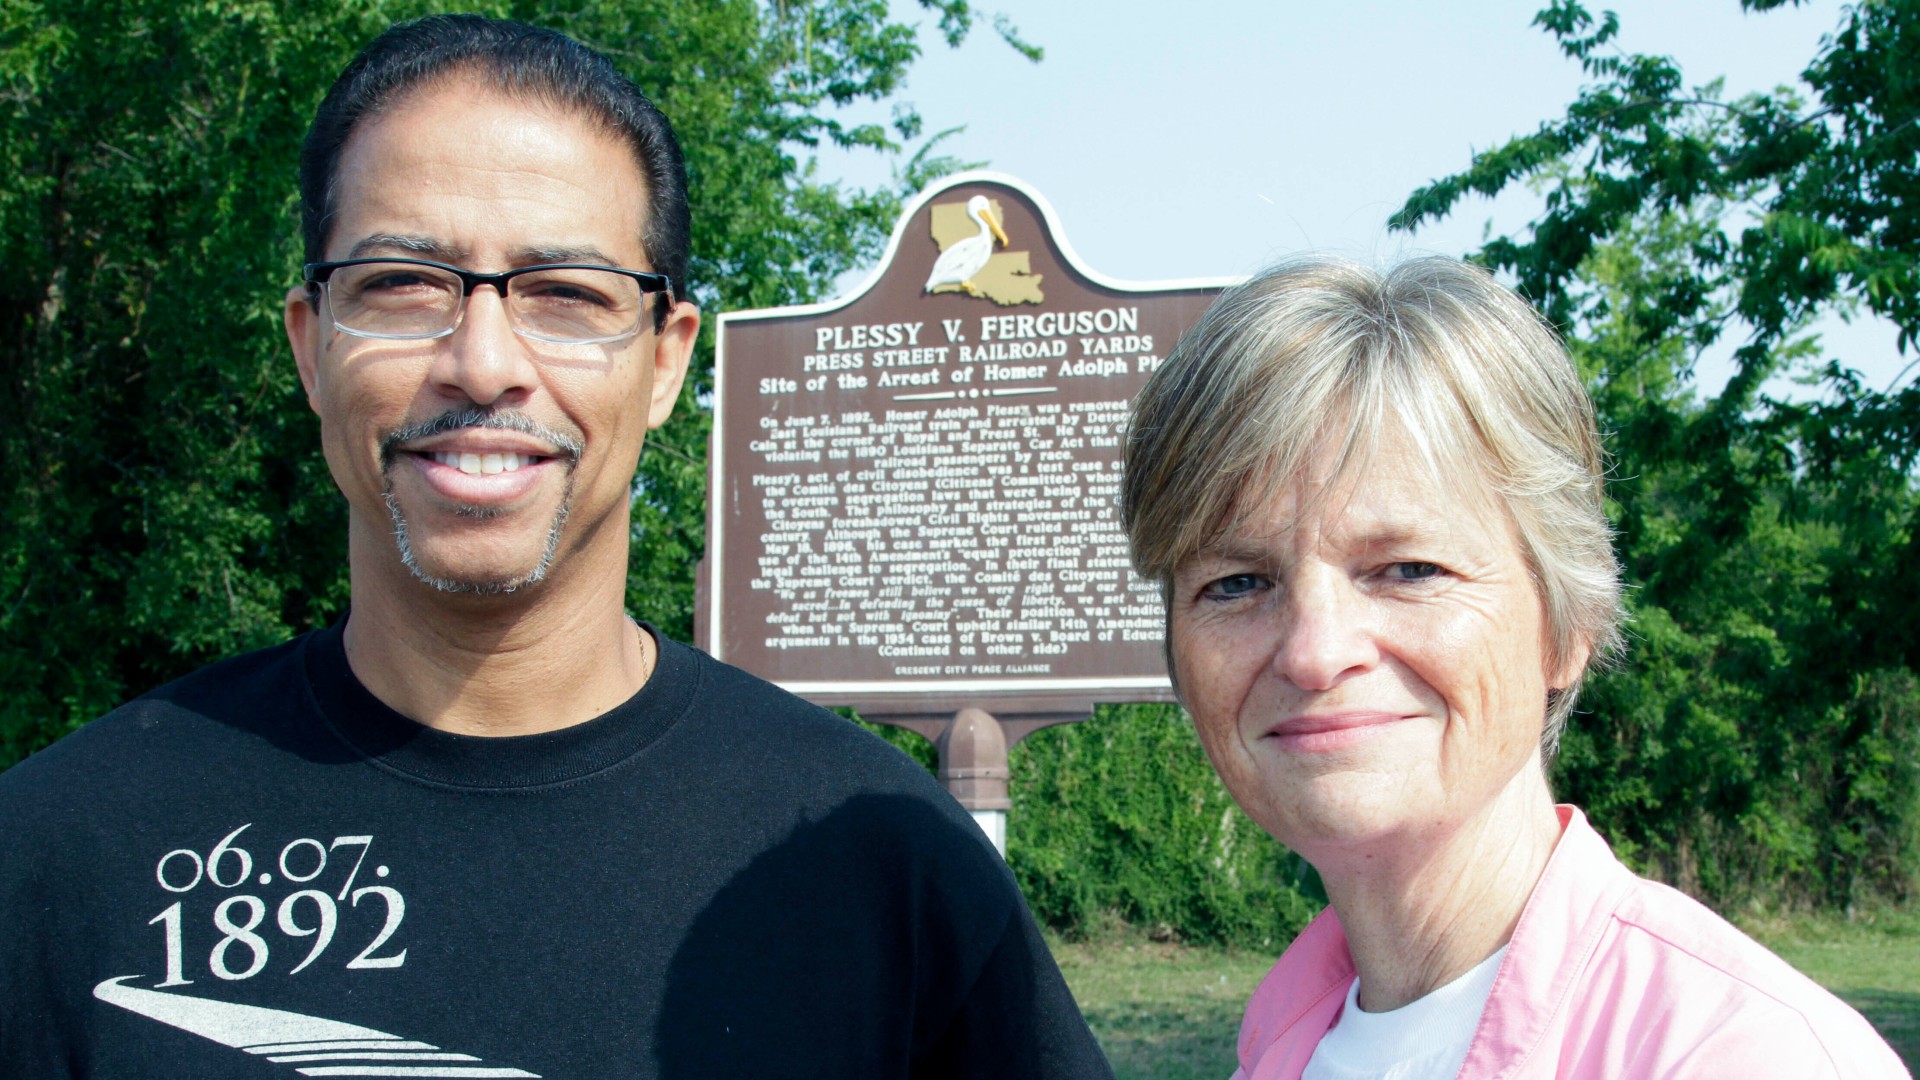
[{"left": 923, "top": 195, "right": 1010, "bottom": 298}]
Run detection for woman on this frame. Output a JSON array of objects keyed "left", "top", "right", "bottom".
[{"left": 1120, "top": 256, "right": 1907, "bottom": 1079}]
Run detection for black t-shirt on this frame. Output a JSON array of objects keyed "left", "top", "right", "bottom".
[{"left": 0, "top": 623, "right": 1112, "bottom": 1078}]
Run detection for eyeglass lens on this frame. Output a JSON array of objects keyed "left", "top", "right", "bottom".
[{"left": 325, "top": 262, "right": 645, "bottom": 344}]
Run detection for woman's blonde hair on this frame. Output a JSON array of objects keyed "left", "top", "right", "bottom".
[{"left": 1121, "top": 255, "right": 1623, "bottom": 748}]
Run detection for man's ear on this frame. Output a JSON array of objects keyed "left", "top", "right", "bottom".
[
  {"left": 284, "top": 285, "right": 324, "bottom": 412},
  {"left": 645, "top": 299, "right": 700, "bottom": 429}
]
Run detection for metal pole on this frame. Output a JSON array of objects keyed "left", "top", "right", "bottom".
[{"left": 936, "top": 707, "right": 1010, "bottom": 856}]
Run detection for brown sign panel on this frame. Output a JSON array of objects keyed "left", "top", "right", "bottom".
[{"left": 705, "top": 173, "right": 1232, "bottom": 711}]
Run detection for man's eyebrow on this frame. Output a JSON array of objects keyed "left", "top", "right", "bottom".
[
  {"left": 340, "top": 236, "right": 634, "bottom": 270},
  {"left": 347, "top": 233, "right": 463, "bottom": 260},
  {"left": 520, "top": 244, "right": 624, "bottom": 267}
]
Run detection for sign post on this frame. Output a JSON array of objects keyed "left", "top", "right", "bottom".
[{"left": 700, "top": 172, "right": 1233, "bottom": 853}]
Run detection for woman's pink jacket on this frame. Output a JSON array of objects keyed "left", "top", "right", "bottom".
[{"left": 1233, "top": 807, "right": 1910, "bottom": 1079}]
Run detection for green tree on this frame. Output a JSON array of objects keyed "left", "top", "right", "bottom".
[
  {"left": 1393, "top": 0, "right": 1920, "bottom": 908},
  {"left": 0, "top": 0, "right": 1034, "bottom": 768},
  {"left": 1010, "top": 703, "right": 1319, "bottom": 948}
]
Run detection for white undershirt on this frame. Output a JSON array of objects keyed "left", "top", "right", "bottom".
[{"left": 1302, "top": 945, "right": 1508, "bottom": 1080}]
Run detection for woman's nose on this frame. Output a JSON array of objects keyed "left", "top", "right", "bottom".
[{"left": 1269, "top": 568, "right": 1379, "bottom": 691}]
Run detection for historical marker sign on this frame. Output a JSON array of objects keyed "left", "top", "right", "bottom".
[{"left": 704, "top": 172, "right": 1232, "bottom": 715}]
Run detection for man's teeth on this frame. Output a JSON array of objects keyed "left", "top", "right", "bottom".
[{"left": 431, "top": 451, "right": 533, "bottom": 475}]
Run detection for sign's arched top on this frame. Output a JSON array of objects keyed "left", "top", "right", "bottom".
[{"left": 726, "top": 171, "right": 1240, "bottom": 326}]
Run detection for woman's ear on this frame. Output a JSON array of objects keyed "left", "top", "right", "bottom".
[{"left": 1549, "top": 636, "right": 1593, "bottom": 692}]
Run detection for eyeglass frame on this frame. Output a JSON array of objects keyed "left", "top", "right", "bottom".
[{"left": 302, "top": 256, "right": 677, "bottom": 344}]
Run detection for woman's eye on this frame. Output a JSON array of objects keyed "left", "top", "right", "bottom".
[
  {"left": 1390, "top": 562, "right": 1441, "bottom": 581},
  {"left": 1204, "top": 573, "right": 1267, "bottom": 599}
]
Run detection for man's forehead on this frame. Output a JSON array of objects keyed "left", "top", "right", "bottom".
[{"left": 324, "top": 77, "right": 649, "bottom": 266}]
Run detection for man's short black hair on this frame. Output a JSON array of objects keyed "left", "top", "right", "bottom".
[{"left": 299, "top": 14, "right": 690, "bottom": 315}]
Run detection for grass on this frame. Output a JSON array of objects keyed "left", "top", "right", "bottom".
[
  {"left": 1741, "top": 908, "right": 1920, "bottom": 1070},
  {"left": 1049, "top": 933, "right": 1270, "bottom": 1080},
  {"left": 1053, "top": 911, "right": 1920, "bottom": 1080}
]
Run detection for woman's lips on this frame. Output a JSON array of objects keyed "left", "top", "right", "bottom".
[{"left": 1264, "top": 711, "right": 1411, "bottom": 753}]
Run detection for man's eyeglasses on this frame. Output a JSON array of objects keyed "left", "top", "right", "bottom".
[{"left": 303, "top": 258, "right": 676, "bottom": 346}]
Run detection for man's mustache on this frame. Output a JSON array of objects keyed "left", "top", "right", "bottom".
[{"left": 378, "top": 407, "right": 585, "bottom": 472}]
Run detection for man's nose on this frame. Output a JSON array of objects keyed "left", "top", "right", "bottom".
[
  {"left": 430, "top": 285, "right": 538, "bottom": 406},
  {"left": 1269, "top": 568, "right": 1379, "bottom": 691}
]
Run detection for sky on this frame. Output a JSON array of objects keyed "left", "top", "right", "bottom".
[{"left": 812, "top": 1, "right": 1907, "bottom": 399}]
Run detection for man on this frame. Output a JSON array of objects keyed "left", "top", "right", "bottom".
[{"left": 0, "top": 16, "right": 1112, "bottom": 1078}]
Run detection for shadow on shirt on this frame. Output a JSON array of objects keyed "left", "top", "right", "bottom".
[{"left": 654, "top": 792, "right": 1106, "bottom": 1079}]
